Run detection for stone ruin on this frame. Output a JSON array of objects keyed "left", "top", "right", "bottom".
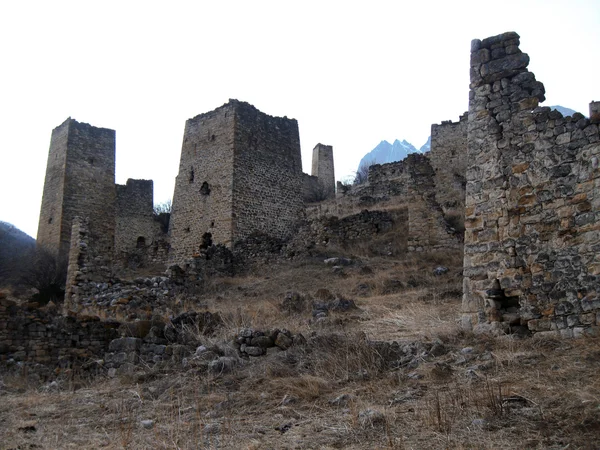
[
  {"left": 1, "top": 30, "right": 599, "bottom": 372},
  {"left": 462, "top": 32, "right": 600, "bottom": 337}
]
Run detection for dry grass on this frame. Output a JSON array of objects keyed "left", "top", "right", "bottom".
[{"left": 2, "top": 249, "right": 600, "bottom": 449}]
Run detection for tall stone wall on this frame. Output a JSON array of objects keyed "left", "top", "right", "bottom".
[
  {"left": 462, "top": 32, "right": 600, "bottom": 336},
  {"left": 232, "top": 100, "right": 304, "bottom": 243},
  {"left": 311, "top": 143, "right": 336, "bottom": 199},
  {"left": 115, "top": 179, "right": 159, "bottom": 256},
  {"left": 169, "top": 100, "right": 303, "bottom": 264},
  {"left": 429, "top": 114, "right": 468, "bottom": 212},
  {"left": 37, "top": 118, "right": 116, "bottom": 263},
  {"left": 169, "top": 103, "right": 236, "bottom": 262}
]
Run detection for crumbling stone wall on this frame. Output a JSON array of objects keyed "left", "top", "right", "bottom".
[
  {"left": 301, "top": 173, "right": 323, "bottom": 203},
  {"left": 0, "top": 294, "right": 119, "bottom": 365},
  {"left": 429, "top": 114, "right": 468, "bottom": 213},
  {"left": 115, "top": 179, "right": 166, "bottom": 267},
  {"left": 305, "top": 153, "right": 460, "bottom": 253},
  {"left": 65, "top": 218, "right": 113, "bottom": 313},
  {"left": 403, "top": 154, "right": 461, "bottom": 252},
  {"left": 462, "top": 32, "right": 600, "bottom": 336},
  {"left": 169, "top": 100, "right": 304, "bottom": 264},
  {"left": 115, "top": 179, "right": 156, "bottom": 254},
  {"left": 37, "top": 118, "right": 116, "bottom": 263}
]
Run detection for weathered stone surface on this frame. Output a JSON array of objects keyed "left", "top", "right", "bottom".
[
  {"left": 462, "top": 31, "right": 600, "bottom": 336},
  {"left": 169, "top": 100, "right": 305, "bottom": 263}
]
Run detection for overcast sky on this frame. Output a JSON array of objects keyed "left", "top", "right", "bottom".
[{"left": 1, "top": 0, "right": 599, "bottom": 238}]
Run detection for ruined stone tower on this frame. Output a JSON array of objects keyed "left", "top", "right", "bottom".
[
  {"left": 169, "top": 100, "right": 304, "bottom": 263},
  {"left": 37, "top": 118, "right": 116, "bottom": 263},
  {"left": 311, "top": 143, "right": 335, "bottom": 199}
]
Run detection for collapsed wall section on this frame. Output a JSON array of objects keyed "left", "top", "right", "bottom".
[{"left": 462, "top": 32, "right": 600, "bottom": 336}]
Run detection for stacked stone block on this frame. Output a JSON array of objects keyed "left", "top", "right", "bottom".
[{"left": 462, "top": 32, "right": 600, "bottom": 336}]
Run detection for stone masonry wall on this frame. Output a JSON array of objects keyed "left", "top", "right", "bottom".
[
  {"left": 305, "top": 153, "right": 460, "bottom": 253},
  {"left": 462, "top": 31, "right": 600, "bottom": 336},
  {"left": 37, "top": 118, "right": 116, "bottom": 263},
  {"left": 403, "top": 154, "right": 461, "bottom": 252},
  {"left": 115, "top": 179, "right": 157, "bottom": 255},
  {"left": 429, "top": 114, "right": 468, "bottom": 212},
  {"left": 169, "top": 102, "right": 236, "bottom": 263},
  {"left": 0, "top": 293, "right": 119, "bottom": 366},
  {"left": 65, "top": 218, "right": 113, "bottom": 313},
  {"left": 36, "top": 120, "right": 68, "bottom": 260},
  {"left": 232, "top": 100, "right": 304, "bottom": 243},
  {"left": 311, "top": 143, "right": 336, "bottom": 199}
]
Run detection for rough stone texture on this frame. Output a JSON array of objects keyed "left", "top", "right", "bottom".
[
  {"left": 115, "top": 179, "right": 156, "bottom": 254},
  {"left": 303, "top": 210, "right": 396, "bottom": 249},
  {"left": 64, "top": 218, "right": 113, "bottom": 313},
  {"left": 169, "top": 100, "right": 304, "bottom": 264},
  {"left": 115, "top": 179, "right": 167, "bottom": 266},
  {"left": 462, "top": 31, "right": 600, "bottom": 335},
  {"left": 430, "top": 114, "right": 468, "bottom": 213},
  {"left": 311, "top": 143, "right": 336, "bottom": 199},
  {"left": 301, "top": 172, "right": 323, "bottom": 202},
  {"left": 304, "top": 153, "right": 460, "bottom": 253},
  {"left": 37, "top": 118, "right": 116, "bottom": 263},
  {"left": 0, "top": 296, "right": 119, "bottom": 365},
  {"left": 403, "top": 154, "right": 461, "bottom": 252}
]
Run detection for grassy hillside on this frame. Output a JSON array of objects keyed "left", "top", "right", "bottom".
[{"left": 1, "top": 246, "right": 599, "bottom": 449}]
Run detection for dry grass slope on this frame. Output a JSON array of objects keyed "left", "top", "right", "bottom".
[{"left": 2, "top": 249, "right": 600, "bottom": 449}]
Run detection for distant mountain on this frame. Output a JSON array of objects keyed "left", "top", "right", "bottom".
[
  {"left": 548, "top": 105, "right": 577, "bottom": 117},
  {"left": 358, "top": 139, "right": 421, "bottom": 171}
]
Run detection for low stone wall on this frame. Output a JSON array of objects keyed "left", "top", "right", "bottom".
[{"left": 0, "top": 294, "right": 119, "bottom": 366}]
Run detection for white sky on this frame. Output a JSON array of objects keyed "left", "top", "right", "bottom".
[{"left": 1, "top": 0, "right": 599, "bottom": 238}]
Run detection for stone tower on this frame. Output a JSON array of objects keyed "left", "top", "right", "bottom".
[
  {"left": 169, "top": 100, "right": 304, "bottom": 263},
  {"left": 37, "top": 118, "right": 116, "bottom": 263},
  {"left": 311, "top": 143, "right": 335, "bottom": 199}
]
